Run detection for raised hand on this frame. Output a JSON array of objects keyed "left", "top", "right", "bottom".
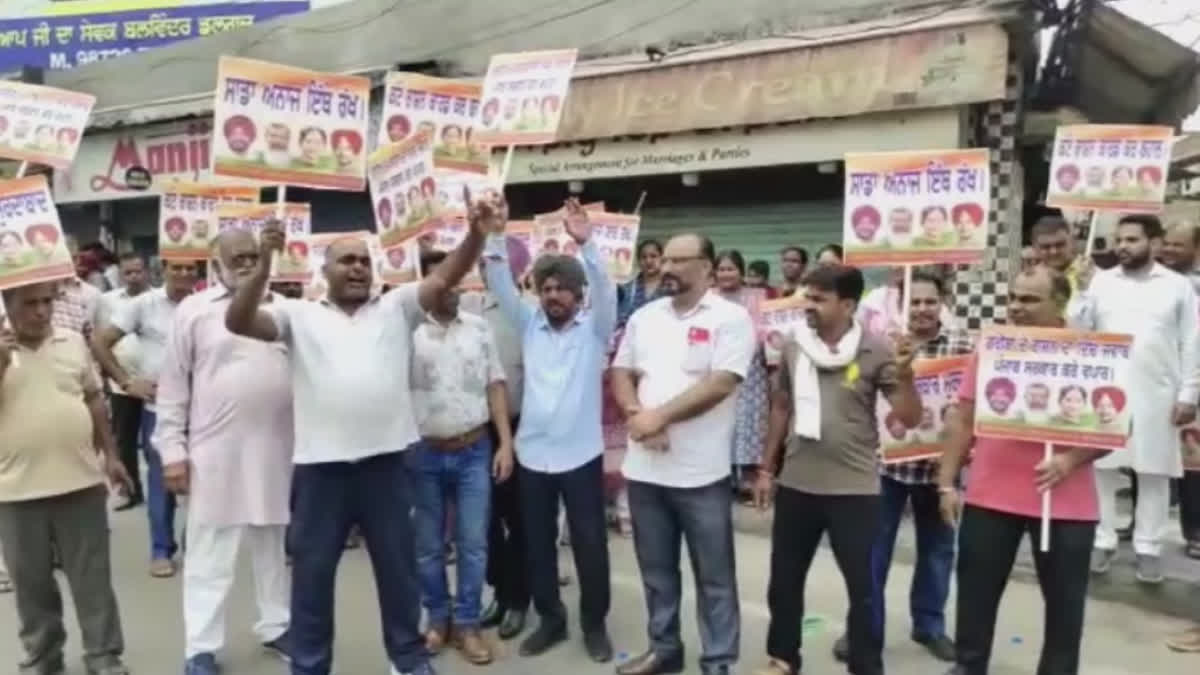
[{"left": 563, "top": 197, "right": 591, "bottom": 244}]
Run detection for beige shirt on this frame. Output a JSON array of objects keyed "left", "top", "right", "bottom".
[
  {"left": 777, "top": 333, "right": 898, "bottom": 496},
  {"left": 412, "top": 312, "right": 506, "bottom": 438},
  {"left": 0, "top": 329, "right": 105, "bottom": 502}
]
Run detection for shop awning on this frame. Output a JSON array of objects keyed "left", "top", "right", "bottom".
[
  {"left": 1046, "top": 3, "right": 1200, "bottom": 127},
  {"left": 45, "top": 0, "right": 1023, "bottom": 130}
]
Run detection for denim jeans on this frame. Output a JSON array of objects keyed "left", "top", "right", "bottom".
[
  {"left": 954, "top": 505, "right": 1094, "bottom": 675},
  {"left": 627, "top": 478, "right": 739, "bottom": 671},
  {"left": 140, "top": 410, "right": 177, "bottom": 561},
  {"left": 289, "top": 450, "right": 425, "bottom": 675},
  {"left": 867, "top": 476, "right": 954, "bottom": 641},
  {"left": 410, "top": 435, "right": 492, "bottom": 628}
]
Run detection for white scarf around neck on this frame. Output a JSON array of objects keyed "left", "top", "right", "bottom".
[{"left": 790, "top": 322, "right": 863, "bottom": 440}]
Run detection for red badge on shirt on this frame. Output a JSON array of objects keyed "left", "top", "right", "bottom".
[{"left": 687, "top": 326, "right": 710, "bottom": 345}]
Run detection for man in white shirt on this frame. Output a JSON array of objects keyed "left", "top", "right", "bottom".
[
  {"left": 611, "top": 233, "right": 755, "bottom": 675},
  {"left": 93, "top": 257, "right": 198, "bottom": 578},
  {"left": 1069, "top": 214, "right": 1200, "bottom": 584},
  {"left": 98, "top": 253, "right": 150, "bottom": 511},
  {"left": 410, "top": 250, "right": 514, "bottom": 665},
  {"left": 225, "top": 192, "right": 495, "bottom": 675}
]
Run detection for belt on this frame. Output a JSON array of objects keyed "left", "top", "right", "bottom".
[{"left": 423, "top": 425, "right": 486, "bottom": 451}]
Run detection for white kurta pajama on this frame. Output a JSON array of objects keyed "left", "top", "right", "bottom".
[
  {"left": 154, "top": 288, "right": 296, "bottom": 658},
  {"left": 1068, "top": 263, "right": 1200, "bottom": 556}
]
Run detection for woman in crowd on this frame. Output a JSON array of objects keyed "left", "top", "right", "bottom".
[
  {"left": 617, "top": 238, "right": 666, "bottom": 327},
  {"left": 815, "top": 243, "right": 844, "bottom": 267},
  {"left": 714, "top": 250, "right": 770, "bottom": 497}
]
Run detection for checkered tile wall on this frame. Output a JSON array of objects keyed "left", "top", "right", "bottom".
[{"left": 953, "top": 53, "right": 1024, "bottom": 330}]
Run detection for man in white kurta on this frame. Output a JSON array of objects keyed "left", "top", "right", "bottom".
[
  {"left": 1068, "top": 214, "right": 1200, "bottom": 583},
  {"left": 154, "top": 231, "right": 295, "bottom": 675}
]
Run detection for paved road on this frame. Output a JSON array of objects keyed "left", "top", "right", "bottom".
[{"left": 2, "top": 505, "right": 1197, "bottom": 674}]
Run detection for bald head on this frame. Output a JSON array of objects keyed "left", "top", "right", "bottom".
[
  {"left": 215, "top": 228, "right": 255, "bottom": 258},
  {"left": 1161, "top": 221, "right": 1199, "bottom": 274},
  {"left": 324, "top": 236, "right": 369, "bottom": 266}
]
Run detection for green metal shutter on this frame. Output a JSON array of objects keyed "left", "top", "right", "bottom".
[{"left": 638, "top": 201, "right": 842, "bottom": 284}]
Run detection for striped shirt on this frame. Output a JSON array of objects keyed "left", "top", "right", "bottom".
[{"left": 881, "top": 325, "right": 975, "bottom": 485}]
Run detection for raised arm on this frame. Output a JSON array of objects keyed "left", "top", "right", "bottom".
[
  {"left": 417, "top": 186, "right": 494, "bottom": 313},
  {"left": 579, "top": 239, "right": 617, "bottom": 341},
  {"left": 482, "top": 234, "right": 534, "bottom": 331},
  {"left": 224, "top": 228, "right": 282, "bottom": 342}
]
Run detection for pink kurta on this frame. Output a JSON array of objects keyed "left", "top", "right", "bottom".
[{"left": 154, "top": 287, "right": 294, "bottom": 527}]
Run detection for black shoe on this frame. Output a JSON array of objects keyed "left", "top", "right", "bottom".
[
  {"left": 499, "top": 608, "right": 527, "bottom": 640},
  {"left": 518, "top": 620, "right": 567, "bottom": 657},
  {"left": 833, "top": 634, "right": 848, "bottom": 662},
  {"left": 1116, "top": 525, "right": 1133, "bottom": 542},
  {"left": 913, "top": 633, "right": 956, "bottom": 662},
  {"left": 480, "top": 600, "right": 504, "bottom": 628},
  {"left": 615, "top": 649, "right": 685, "bottom": 675},
  {"left": 583, "top": 628, "right": 613, "bottom": 663},
  {"left": 942, "top": 667, "right": 967, "bottom": 675}
]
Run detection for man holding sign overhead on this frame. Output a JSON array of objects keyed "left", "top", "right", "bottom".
[
  {"left": 225, "top": 190, "right": 497, "bottom": 675},
  {"left": 937, "top": 266, "right": 1109, "bottom": 675}
]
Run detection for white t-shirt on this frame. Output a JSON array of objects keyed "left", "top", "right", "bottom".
[
  {"left": 613, "top": 292, "right": 755, "bottom": 488},
  {"left": 112, "top": 288, "right": 181, "bottom": 412},
  {"left": 268, "top": 284, "right": 424, "bottom": 464}
]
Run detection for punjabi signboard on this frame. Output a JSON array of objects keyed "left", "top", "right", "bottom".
[
  {"left": 877, "top": 355, "right": 969, "bottom": 464},
  {"left": 378, "top": 73, "right": 488, "bottom": 175},
  {"left": 476, "top": 49, "right": 577, "bottom": 146},
  {"left": 843, "top": 149, "right": 990, "bottom": 266},
  {"left": 158, "top": 182, "right": 259, "bottom": 261},
  {"left": 0, "top": 80, "right": 95, "bottom": 169},
  {"left": 0, "top": 2, "right": 311, "bottom": 72},
  {"left": 1045, "top": 125, "right": 1173, "bottom": 213},
  {"left": 589, "top": 212, "right": 640, "bottom": 283},
  {"left": 214, "top": 201, "right": 311, "bottom": 283},
  {"left": 973, "top": 325, "right": 1133, "bottom": 450},
  {"left": 760, "top": 293, "right": 808, "bottom": 367},
  {"left": 366, "top": 131, "right": 440, "bottom": 248},
  {"left": 212, "top": 56, "right": 370, "bottom": 191},
  {"left": 0, "top": 175, "right": 74, "bottom": 289}
]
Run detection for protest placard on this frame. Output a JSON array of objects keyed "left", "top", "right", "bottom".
[
  {"left": 877, "top": 355, "right": 969, "bottom": 464},
  {"left": 1045, "top": 125, "right": 1172, "bottom": 213},
  {"left": 1181, "top": 423, "right": 1200, "bottom": 472},
  {"left": 759, "top": 294, "right": 808, "bottom": 366},
  {"left": 476, "top": 49, "right": 578, "bottom": 146},
  {"left": 379, "top": 73, "right": 488, "bottom": 174},
  {"left": 0, "top": 175, "right": 74, "bottom": 289},
  {"left": 159, "top": 183, "right": 259, "bottom": 261},
  {"left": 212, "top": 56, "right": 370, "bottom": 191},
  {"left": 434, "top": 169, "right": 502, "bottom": 224},
  {"left": 367, "top": 131, "right": 440, "bottom": 249},
  {"left": 215, "top": 202, "right": 311, "bottom": 283},
  {"left": 0, "top": 81, "right": 95, "bottom": 170},
  {"left": 531, "top": 201, "right": 607, "bottom": 260},
  {"left": 973, "top": 325, "right": 1133, "bottom": 450},
  {"left": 843, "top": 148, "right": 990, "bottom": 266},
  {"left": 590, "top": 212, "right": 640, "bottom": 283}
]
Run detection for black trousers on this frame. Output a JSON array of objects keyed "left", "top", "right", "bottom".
[
  {"left": 954, "top": 505, "right": 1094, "bottom": 675},
  {"left": 486, "top": 417, "right": 528, "bottom": 611},
  {"left": 1178, "top": 472, "right": 1200, "bottom": 543},
  {"left": 108, "top": 394, "right": 144, "bottom": 502},
  {"left": 765, "top": 487, "right": 882, "bottom": 675},
  {"left": 519, "top": 456, "right": 610, "bottom": 630}
]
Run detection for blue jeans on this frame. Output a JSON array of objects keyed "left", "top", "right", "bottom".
[
  {"left": 409, "top": 435, "right": 492, "bottom": 628},
  {"left": 139, "top": 410, "right": 177, "bottom": 561},
  {"left": 869, "top": 476, "right": 955, "bottom": 641},
  {"left": 627, "top": 478, "right": 739, "bottom": 670},
  {"left": 289, "top": 449, "right": 426, "bottom": 675}
]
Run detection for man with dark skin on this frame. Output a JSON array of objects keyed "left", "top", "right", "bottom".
[{"left": 225, "top": 189, "right": 497, "bottom": 675}]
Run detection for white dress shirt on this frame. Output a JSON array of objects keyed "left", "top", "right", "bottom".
[{"left": 412, "top": 312, "right": 506, "bottom": 438}]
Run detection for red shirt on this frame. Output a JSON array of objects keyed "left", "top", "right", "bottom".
[{"left": 959, "top": 354, "right": 1100, "bottom": 522}]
